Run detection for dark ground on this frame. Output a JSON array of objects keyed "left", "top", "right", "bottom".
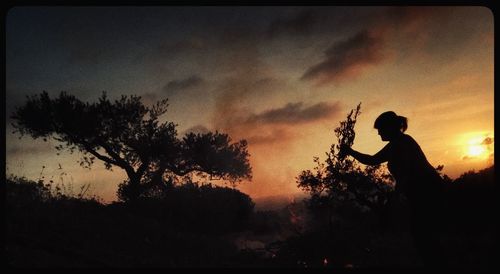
[{"left": 4, "top": 166, "right": 496, "bottom": 269}]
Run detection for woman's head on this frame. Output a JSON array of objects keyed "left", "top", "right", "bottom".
[{"left": 374, "top": 111, "right": 408, "bottom": 141}]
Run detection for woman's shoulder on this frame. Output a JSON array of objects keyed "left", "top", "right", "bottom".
[
  {"left": 401, "top": 133, "right": 418, "bottom": 143},
  {"left": 393, "top": 133, "right": 420, "bottom": 148},
  {"left": 402, "top": 134, "right": 426, "bottom": 153}
]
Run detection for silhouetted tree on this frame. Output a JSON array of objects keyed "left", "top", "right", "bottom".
[
  {"left": 296, "top": 103, "right": 394, "bottom": 231},
  {"left": 435, "top": 165, "right": 453, "bottom": 183},
  {"left": 11, "top": 91, "right": 252, "bottom": 201}
]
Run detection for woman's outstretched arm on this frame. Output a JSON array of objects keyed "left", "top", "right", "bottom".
[{"left": 341, "top": 144, "right": 390, "bottom": 166}]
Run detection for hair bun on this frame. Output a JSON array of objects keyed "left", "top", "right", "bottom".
[
  {"left": 374, "top": 111, "right": 408, "bottom": 133},
  {"left": 397, "top": 115, "right": 408, "bottom": 132}
]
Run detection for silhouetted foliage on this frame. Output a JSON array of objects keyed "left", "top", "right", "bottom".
[
  {"left": 120, "top": 179, "right": 256, "bottom": 234},
  {"left": 5, "top": 164, "right": 495, "bottom": 268},
  {"left": 441, "top": 165, "right": 495, "bottom": 230},
  {"left": 6, "top": 176, "right": 52, "bottom": 203},
  {"left": 11, "top": 91, "right": 252, "bottom": 201},
  {"left": 435, "top": 164, "right": 453, "bottom": 183},
  {"left": 5, "top": 176, "right": 257, "bottom": 267}
]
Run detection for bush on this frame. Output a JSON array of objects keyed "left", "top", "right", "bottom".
[
  {"left": 5, "top": 175, "right": 255, "bottom": 267},
  {"left": 113, "top": 181, "right": 255, "bottom": 234}
]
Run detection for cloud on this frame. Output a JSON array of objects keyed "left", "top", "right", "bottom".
[
  {"left": 245, "top": 101, "right": 341, "bottom": 125},
  {"left": 301, "top": 29, "right": 385, "bottom": 85},
  {"left": 482, "top": 137, "right": 494, "bottom": 164},
  {"left": 214, "top": 100, "right": 341, "bottom": 146},
  {"left": 245, "top": 128, "right": 294, "bottom": 146},
  {"left": 462, "top": 136, "right": 494, "bottom": 162},
  {"left": 299, "top": 7, "right": 459, "bottom": 86},
  {"left": 200, "top": 13, "right": 346, "bottom": 145},
  {"left": 481, "top": 137, "right": 494, "bottom": 146},
  {"left": 207, "top": 21, "right": 343, "bottom": 146},
  {"left": 164, "top": 75, "right": 204, "bottom": 92}
]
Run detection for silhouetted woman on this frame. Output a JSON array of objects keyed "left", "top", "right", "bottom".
[{"left": 340, "top": 111, "right": 445, "bottom": 267}]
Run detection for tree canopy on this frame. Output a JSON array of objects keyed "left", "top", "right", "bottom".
[{"left": 11, "top": 91, "right": 252, "bottom": 201}]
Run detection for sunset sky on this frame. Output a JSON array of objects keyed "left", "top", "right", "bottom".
[{"left": 5, "top": 6, "right": 494, "bottom": 202}]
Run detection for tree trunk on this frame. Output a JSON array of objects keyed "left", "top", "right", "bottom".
[{"left": 125, "top": 171, "right": 142, "bottom": 202}]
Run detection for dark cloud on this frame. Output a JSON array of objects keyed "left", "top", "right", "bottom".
[
  {"left": 462, "top": 136, "right": 494, "bottom": 161},
  {"left": 208, "top": 19, "right": 342, "bottom": 146},
  {"left": 481, "top": 137, "right": 494, "bottom": 146},
  {"left": 299, "top": 7, "right": 459, "bottom": 86},
  {"left": 163, "top": 75, "right": 205, "bottom": 94},
  {"left": 482, "top": 137, "right": 494, "bottom": 164},
  {"left": 246, "top": 101, "right": 341, "bottom": 125},
  {"left": 266, "top": 10, "right": 321, "bottom": 38},
  {"left": 263, "top": 7, "right": 385, "bottom": 41},
  {"left": 210, "top": 35, "right": 275, "bottom": 133},
  {"left": 246, "top": 128, "right": 292, "bottom": 145},
  {"left": 253, "top": 77, "right": 277, "bottom": 86},
  {"left": 214, "top": 100, "right": 341, "bottom": 146},
  {"left": 301, "top": 30, "right": 385, "bottom": 85}
]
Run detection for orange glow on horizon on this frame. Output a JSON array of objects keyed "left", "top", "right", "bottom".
[{"left": 458, "top": 132, "right": 494, "bottom": 163}]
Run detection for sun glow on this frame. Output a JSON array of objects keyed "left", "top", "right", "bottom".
[
  {"left": 467, "top": 144, "right": 486, "bottom": 157},
  {"left": 464, "top": 134, "right": 491, "bottom": 160}
]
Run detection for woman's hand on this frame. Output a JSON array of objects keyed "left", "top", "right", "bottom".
[{"left": 339, "top": 144, "right": 353, "bottom": 158}]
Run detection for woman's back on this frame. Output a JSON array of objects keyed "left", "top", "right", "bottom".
[{"left": 387, "top": 134, "right": 442, "bottom": 199}]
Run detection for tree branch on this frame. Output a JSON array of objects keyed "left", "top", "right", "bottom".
[
  {"left": 84, "top": 146, "right": 121, "bottom": 167},
  {"left": 77, "top": 137, "right": 136, "bottom": 176},
  {"left": 99, "top": 142, "right": 136, "bottom": 173},
  {"left": 136, "top": 159, "right": 150, "bottom": 178}
]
